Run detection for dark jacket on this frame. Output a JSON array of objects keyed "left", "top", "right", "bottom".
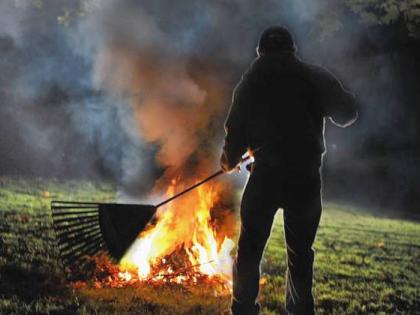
[{"left": 221, "top": 51, "right": 358, "bottom": 171}]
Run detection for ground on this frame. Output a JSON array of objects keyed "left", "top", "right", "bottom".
[{"left": 0, "top": 177, "right": 419, "bottom": 314}]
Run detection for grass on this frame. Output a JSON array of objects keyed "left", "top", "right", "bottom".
[{"left": 0, "top": 176, "right": 419, "bottom": 314}]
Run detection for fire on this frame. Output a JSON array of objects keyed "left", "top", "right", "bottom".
[{"left": 118, "top": 179, "right": 235, "bottom": 288}]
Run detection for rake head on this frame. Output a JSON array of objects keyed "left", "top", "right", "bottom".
[
  {"left": 51, "top": 200, "right": 156, "bottom": 277},
  {"left": 49, "top": 163, "right": 240, "bottom": 279}
]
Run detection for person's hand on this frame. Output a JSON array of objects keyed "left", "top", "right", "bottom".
[
  {"left": 221, "top": 162, "right": 240, "bottom": 174},
  {"left": 232, "top": 165, "right": 241, "bottom": 174}
]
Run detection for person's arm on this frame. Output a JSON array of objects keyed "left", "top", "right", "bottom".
[
  {"left": 220, "top": 78, "right": 250, "bottom": 172},
  {"left": 316, "top": 67, "right": 358, "bottom": 127}
]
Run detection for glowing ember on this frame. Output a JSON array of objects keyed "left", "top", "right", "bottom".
[{"left": 117, "top": 179, "right": 235, "bottom": 288}]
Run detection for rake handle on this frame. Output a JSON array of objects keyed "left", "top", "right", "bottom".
[{"left": 155, "top": 155, "right": 251, "bottom": 208}]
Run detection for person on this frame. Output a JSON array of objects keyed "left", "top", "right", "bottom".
[{"left": 220, "top": 26, "right": 358, "bottom": 315}]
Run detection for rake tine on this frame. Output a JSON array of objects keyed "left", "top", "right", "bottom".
[
  {"left": 63, "top": 248, "right": 105, "bottom": 271},
  {"left": 52, "top": 200, "right": 100, "bottom": 205},
  {"left": 59, "top": 235, "right": 103, "bottom": 252},
  {"left": 55, "top": 223, "right": 101, "bottom": 238},
  {"left": 53, "top": 219, "right": 99, "bottom": 232},
  {"left": 61, "top": 245, "right": 103, "bottom": 267},
  {"left": 56, "top": 226, "right": 101, "bottom": 242},
  {"left": 63, "top": 241, "right": 104, "bottom": 265},
  {"left": 62, "top": 245, "right": 103, "bottom": 269},
  {"left": 59, "top": 230, "right": 101, "bottom": 249},
  {"left": 57, "top": 231, "right": 102, "bottom": 248},
  {"left": 60, "top": 241, "right": 103, "bottom": 267},
  {"left": 64, "top": 254, "right": 100, "bottom": 271},
  {"left": 52, "top": 210, "right": 98, "bottom": 217},
  {"left": 52, "top": 206, "right": 99, "bottom": 210},
  {"left": 52, "top": 215, "right": 99, "bottom": 225},
  {"left": 103, "top": 250, "right": 117, "bottom": 263},
  {"left": 60, "top": 244, "right": 103, "bottom": 264},
  {"left": 59, "top": 232, "right": 103, "bottom": 255}
]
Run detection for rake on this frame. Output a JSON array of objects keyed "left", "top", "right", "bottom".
[{"left": 51, "top": 157, "right": 250, "bottom": 275}]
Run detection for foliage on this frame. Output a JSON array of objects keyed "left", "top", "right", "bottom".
[
  {"left": 0, "top": 177, "right": 419, "bottom": 314},
  {"left": 345, "top": 0, "right": 420, "bottom": 34},
  {"left": 306, "top": 0, "right": 420, "bottom": 39},
  {"left": 346, "top": 0, "right": 420, "bottom": 38}
]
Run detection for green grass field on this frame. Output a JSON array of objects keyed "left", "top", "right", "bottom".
[{"left": 0, "top": 176, "right": 419, "bottom": 314}]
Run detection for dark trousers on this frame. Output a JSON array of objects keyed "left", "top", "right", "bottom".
[{"left": 231, "top": 164, "right": 322, "bottom": 315}]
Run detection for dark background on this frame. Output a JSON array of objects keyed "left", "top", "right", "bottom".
[{"left": 0, "top": 1, "right": 419, "bottom": 217}]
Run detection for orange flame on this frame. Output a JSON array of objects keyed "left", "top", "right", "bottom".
[{"left": 119, "top": 179, "right": 235, "bottom": 286}]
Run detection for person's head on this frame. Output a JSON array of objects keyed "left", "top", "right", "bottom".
[{"left": 257, "top": 26, "right": 296, "bottom": 56}]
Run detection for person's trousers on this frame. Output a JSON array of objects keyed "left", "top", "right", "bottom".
[{"left": 231, "top": 165, "right": 322, "bottom": 315}]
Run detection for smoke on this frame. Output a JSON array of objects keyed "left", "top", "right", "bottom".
[
  {"left": 0, "top": 0, "right": 418, "bottom": 212},
  {"left": 94, "top": 47, "right": 207, "bottom": 172}
]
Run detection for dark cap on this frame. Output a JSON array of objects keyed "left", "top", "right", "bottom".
[{"left": 257, "top": 26, "right": 295, "bottom": 55}]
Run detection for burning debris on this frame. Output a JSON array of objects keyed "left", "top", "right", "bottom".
[
  {"left": 57, "top": 178, "right": 238, "bottom": 293},
  {"left": 72, "top": 249, "right": 232, "bottom": 293},
  {"left": 119, "top": 180, "right": 235, "bottom": 286},
  {"left": 51, "top": 157, "right": 245, "bottom": 290}
]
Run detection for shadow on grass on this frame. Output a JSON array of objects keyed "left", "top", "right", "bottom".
[{"left": 0, "top": 264, "right": 67, "bottom": 301}]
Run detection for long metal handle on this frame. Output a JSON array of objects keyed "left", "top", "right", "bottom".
[{"left": 155, "top": 156, "right": 251, "bottom": 208}]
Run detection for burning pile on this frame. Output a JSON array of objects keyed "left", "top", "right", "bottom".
[
  {"left": 72, "top": 178, "right": 236, "bottom": 292},
  {"left": 120, "top": 179, "right": 235, "bottom": 286}
]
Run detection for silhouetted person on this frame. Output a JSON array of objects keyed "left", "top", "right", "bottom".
[{"left": 221, "top": 26, "right": 358, "bottom": 315}]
